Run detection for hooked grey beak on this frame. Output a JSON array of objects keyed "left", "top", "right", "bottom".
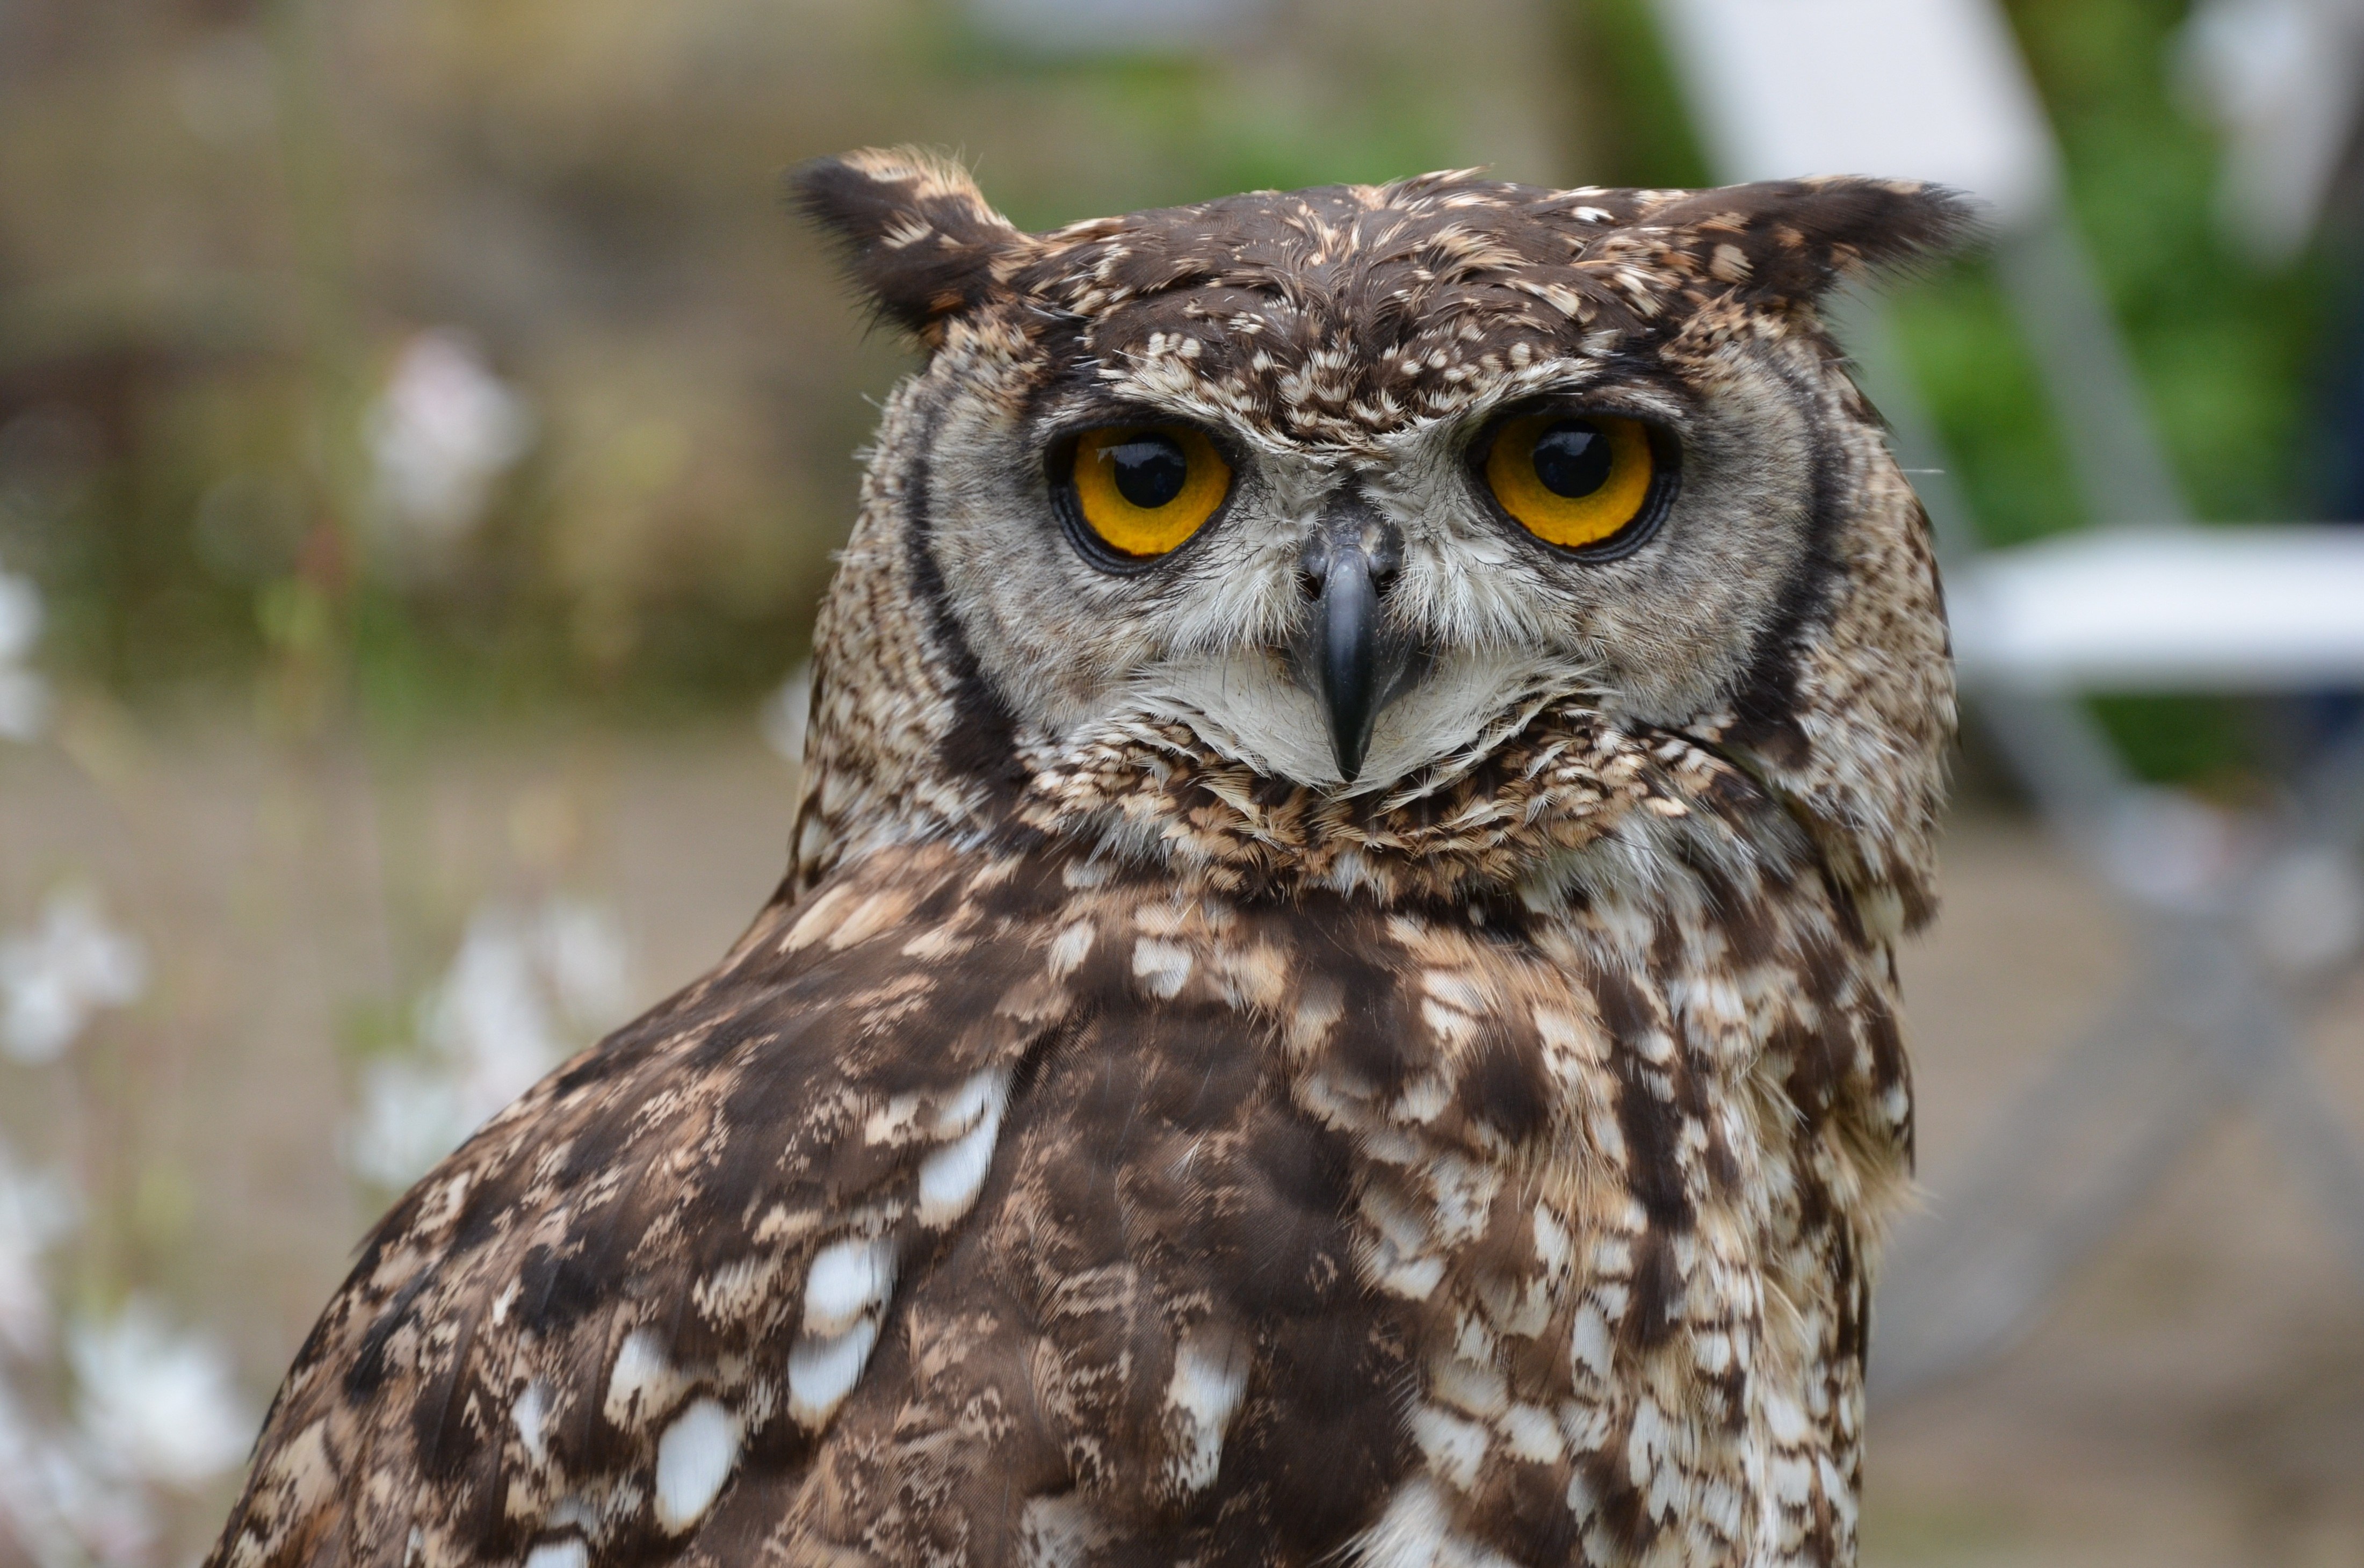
[{"left": 1293, "top": 503, "right": 1421, "bottom": 783}]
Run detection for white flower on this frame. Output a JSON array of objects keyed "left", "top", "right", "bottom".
[
  {"left": 0, "top": 1145, "right": 75, "bottom": 1358},
  {"left": 0, "top": 568, "right": 41, "bottom": 664},
  {"left": 0, "top": 888, "right": 148, "bottom": 1065},
  {"left": 365, "top": 329, "right": 535, "bottom": 546},
  {"left": 343, "top": 1056, "right": 472, "bottom": 1192},
  {"left": 0, "top": 563, "right": 50, "bottom": 743},
  {"left": 421, "top": 904, "right": 566, "bottom": 1116},
  {"left": 533, "top": 898, "right": 632, "bottom": 1034},
  {"left": 68, "top": 1297, "right": 255, "bottom": 1488},
  {"left": 345, "top": 897, "right": 631, "bottom": 1187},
  {"left": 0, "top": 1371, "right": 156, "bottom": 1568}
]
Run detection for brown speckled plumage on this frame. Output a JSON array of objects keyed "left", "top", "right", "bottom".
[{"left": 209, "top": 149, "right": 1963, "bottom": 1568}]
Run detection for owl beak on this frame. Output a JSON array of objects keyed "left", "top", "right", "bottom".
[{"left": 1296, "top": 511, "right": 1416, "bottom": 784}]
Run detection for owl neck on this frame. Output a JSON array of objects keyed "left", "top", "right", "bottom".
[{"left": 793, "top": 680, "right": 1936, "bottom": 930}]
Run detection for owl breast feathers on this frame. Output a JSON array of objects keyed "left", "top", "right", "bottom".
[{"left": 209, "top": 151, "right": 1963, "bottom": 1568}]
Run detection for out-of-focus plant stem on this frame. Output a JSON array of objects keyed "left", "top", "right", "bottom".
[
  {"left": 262, "top": 0, "right": 445, "bottom": 1012},
  {"left": 263, "top": 0, "right": 367, "bottom": 740}
]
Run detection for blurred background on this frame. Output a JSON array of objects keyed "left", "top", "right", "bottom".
[{"left": 2, "top": 1, "right": 2362, "bottom": 1564}]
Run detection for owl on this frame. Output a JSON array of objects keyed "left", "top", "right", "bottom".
[{"left": 207, "top": 150, "right": 1961, "bottom": 1568}]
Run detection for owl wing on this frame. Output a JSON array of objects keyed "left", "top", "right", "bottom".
[{"left": 207, "top": 842, "right": 1080, "bottom": 1568}]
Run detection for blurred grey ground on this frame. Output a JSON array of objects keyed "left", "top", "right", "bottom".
[
  {"left": 3, "top": 719, "right": 2361, "bottom": 1567},
  {"left": 1880, "top": 817, "right": 2364, "bottom": 1566}
]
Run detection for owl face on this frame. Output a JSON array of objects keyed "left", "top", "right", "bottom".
[
  {"left": 799, "top": 153, "right": 1966, "bottom": 796},
  {"left": 922, "top": 339, "right": 1832, "bottom": 789}
]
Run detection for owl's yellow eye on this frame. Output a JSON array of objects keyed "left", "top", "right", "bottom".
[
  {"left": 1065, "top": 425, "right": 1231, "bottom": 561},
  {"left": 1481, "top": 412, "right": 1661, "bottom": 552}
]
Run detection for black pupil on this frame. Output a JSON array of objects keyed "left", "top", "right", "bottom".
[
  {"left": 1108, "top": 433, "right": 1189, "bottom": 509},
  {"left": 1531, "top": 420, "right": 1614, "bottom": 499}
]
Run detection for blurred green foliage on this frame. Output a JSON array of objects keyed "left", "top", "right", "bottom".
[
  {"left": 1983, "top": 1, "right": 2338, "bottom": 779},
  {"left": 0, "top": 0, "right": 2344, "bottom": 783}
]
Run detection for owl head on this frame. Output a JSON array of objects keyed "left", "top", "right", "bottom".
[{"left": 789, "top": 149, "right": 1964, "bottom": 913}]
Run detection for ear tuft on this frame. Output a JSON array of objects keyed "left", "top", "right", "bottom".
[
  {"left": 1657, "top": 177, "right": 1983, "bottom": 306},
  {"left": 788, "top": 148, "right": 1025, "bottom": 342}
]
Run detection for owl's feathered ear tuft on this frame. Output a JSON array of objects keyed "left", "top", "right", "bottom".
[
  {"left": 790, "top": 148, "right": 1026, "bottom": 342},
  {"left": 1658, "top": 177, "right": 1982, "bottom": 306}
]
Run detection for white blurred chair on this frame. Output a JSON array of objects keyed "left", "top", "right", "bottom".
[{"left": 1656, "top": 0, "right": 2364, "bottom": 1399}]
